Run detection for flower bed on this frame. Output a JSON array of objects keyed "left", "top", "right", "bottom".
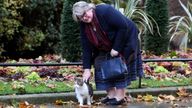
[{"left": 0, "top": 51, "right": 192, "bottom": 95}]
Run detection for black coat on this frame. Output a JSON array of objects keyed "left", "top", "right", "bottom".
[{"left": 80, "top": 4, "right": 141, "bottom": 71}]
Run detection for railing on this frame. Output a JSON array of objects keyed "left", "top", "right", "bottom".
[
  {"left": 0, "top": 62, "right": 82, "bottom": 66},
  {"left": 1, "top": 58, "right": 192, "bottom": 88}
]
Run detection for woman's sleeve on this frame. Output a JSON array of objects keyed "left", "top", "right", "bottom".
[
  {"left": 104, "top": 6, "right": 129, "bottom": 52},
  {"left": 80, "top": 23, "right": 93, "bottom": 69}
]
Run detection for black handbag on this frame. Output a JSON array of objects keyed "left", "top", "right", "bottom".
[{"left": 100, "top": 54, "right": 128, "bottom": 80}]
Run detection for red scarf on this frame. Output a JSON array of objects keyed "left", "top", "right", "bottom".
[{"left": 85, "top": 10, "right": 112, "bottom": 51}]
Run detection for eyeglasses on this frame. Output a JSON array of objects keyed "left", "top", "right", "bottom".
[{"left": 77, "top": 10, "right": 89, "bottom": 21}]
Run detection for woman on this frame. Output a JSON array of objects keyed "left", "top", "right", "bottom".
[{"left": 72, "top": 1, "right": 144, "bottom": 105}]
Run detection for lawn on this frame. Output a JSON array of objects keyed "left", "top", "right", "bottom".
[{"left": 0, "top": 77, "right": 191, "bottom": 95}]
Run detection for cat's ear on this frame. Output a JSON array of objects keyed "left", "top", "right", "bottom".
[
  {"left": 76, "top": 74, "right": 82, "bottom": 77},
  {"left": 74, "top": 75, "right": 78, "bottom": 80},
  {"left": 75, "top": 75, "right": 83, "bottom": 80}
]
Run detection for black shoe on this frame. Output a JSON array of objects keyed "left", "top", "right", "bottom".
[
  {"left": 106, "top": 98, "right": 125, "bottom": 105},
  {"left": 100, "top": 97, "right": 115, "bottom": 104}
]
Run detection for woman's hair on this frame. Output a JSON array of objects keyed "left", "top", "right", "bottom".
[{"left": 72, "top": 1, "right": 95, "bottom": 22}]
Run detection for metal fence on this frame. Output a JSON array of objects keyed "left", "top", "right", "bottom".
[{"left": 1, "top": 58, "right": 192, "bottom": 88}]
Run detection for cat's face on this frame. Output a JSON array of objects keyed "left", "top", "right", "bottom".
[{"left": 74, "top": 77, "right": 84, "bottom": 87}]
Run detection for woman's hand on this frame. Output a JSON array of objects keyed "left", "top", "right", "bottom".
[
  {"left": 110, "top": 49, "right": 119, "bottom": 57},
  {"left": 83, "top": 69, "right": 91, "bottom": 82}
]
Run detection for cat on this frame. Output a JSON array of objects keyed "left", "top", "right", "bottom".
[{"left": 74, "top": 77, "right": 93, "bottom": 106}]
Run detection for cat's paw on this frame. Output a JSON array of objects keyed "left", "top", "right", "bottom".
[
  {"left": 79, "top": 103, "right": 83, "bottom": 106},
  {"left": 87, "top": 102, "right": 91, "bottom": 105}
]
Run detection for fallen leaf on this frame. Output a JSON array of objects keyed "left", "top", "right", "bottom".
[
  {"left": 12, "top": 84, "right": 17, "bottom": 89},
  {"left": 157, "top": 97, "right": 163, "bottom": 102},
  {"left": 19, "top": 101, "right": 34, "bottom": 108},
  {"left": 136, "top": 95, "right": 143, "bottom": 102},
  {"left": 143, "top": 94, "right": 154, "bottom": 102},
  {"left": 172, "top": 62, "right": 183, "bottom": 67},
  {"left": 55, "top": 100, "right": 64, "bottom": 105},
  {"left": 137, "top": 95, "right": 143, "bottom": 99},
  {"left": 158, "top": 94, "right": 166, "bottom": 99},
  {"left": 177, "top": 87, "right": 189, "bottom": 97},
  {"left": 46, "top": 84, "right": 56, "bottom": 89},
  {"left": 185, "top": 70, "right": 191, "bottom": 75},
  {"left": 165, "top": 95, "right": 176, "bottom": 101},
  {"left": 172, "top": 79, "right": 179, "bottom": 83}
]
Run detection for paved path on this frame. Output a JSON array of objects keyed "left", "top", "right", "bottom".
[
  {"left": 1, "top": 86, "right": 192, "bottom": 107},
  {"left": 35, "top": 101, "right": 192, "bottom": 108}
]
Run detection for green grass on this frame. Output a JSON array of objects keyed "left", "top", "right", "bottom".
[
  {"left": 25, "top": 81, "right": 74, "bottom": 94},
  {"left": 129, "top": 77, "right": 192, "bottom": 89},
  {"left": 0, "top": 81, "right": 74, "bottom": 95},
  {"left": 0, "top": 78, "right": 192, "bottom": 95}
]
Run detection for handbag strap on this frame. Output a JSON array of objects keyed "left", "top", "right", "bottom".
[
  {"left": 117, "top": 53, "right": 126, "bottom": 63},
  {"left": 105, "top": 52, "right": 115, "bottom": 60},
  {"left": 103, "top": 52, "right": 126, "bottom": 64},
  {"left": 105, "top": 52, "right": 124, "bottom": 59}
]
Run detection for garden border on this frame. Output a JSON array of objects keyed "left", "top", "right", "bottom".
[
  {"left": 1, "top": 58, "right": 192, "bottom": 104},
  {"left": 1, "top": 58, "right": 192, "bottom": 88}
]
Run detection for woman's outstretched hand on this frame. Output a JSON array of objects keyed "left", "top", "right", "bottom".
[
  {"left": 83, "top": 69, "right": 91, "bottom": 82},
  {"left": 110, "top": 49, "right": 119, "bottom": 57}
]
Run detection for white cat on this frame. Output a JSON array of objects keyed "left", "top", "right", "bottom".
[{"left": 74, "top": 77, "right": 93, "bottom": 106}]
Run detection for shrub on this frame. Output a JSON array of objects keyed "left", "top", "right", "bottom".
[
  {"left": 60, "top": 0, "right": 81, "bottom": 62},
  {"left": 0, "top": 0, "right": 63, "bottom": 60},
  {"left": 144, "top": 0, "right": 169, "bottom": 55}
]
